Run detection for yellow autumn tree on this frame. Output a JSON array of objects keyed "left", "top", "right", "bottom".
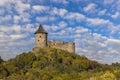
[{"left": 100, "top": 71, "right": 116, "bottom": 80}]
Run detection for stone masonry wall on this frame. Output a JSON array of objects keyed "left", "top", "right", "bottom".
[
  {"left": 48, "top": 40, "right": 75, "bottom": 53},
  {"left": 35, "top": 33, "right": 47, "bottom": 48}
]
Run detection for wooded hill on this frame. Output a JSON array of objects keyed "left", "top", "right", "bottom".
[{"left": 0, "top": 47, "right": 120, "bottom": 80}]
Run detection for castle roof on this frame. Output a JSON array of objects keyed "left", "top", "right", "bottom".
[{"left": 35, "top": 25, "right": 47, "bottom": 34}]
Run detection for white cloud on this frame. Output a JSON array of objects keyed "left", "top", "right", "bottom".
[
  {"left": 0, "top": 33, "right": 28, "bottom": 43},
  {"left": 106, "top": 39, "right": 120, "bottom": 50},
  {"left": 51, "top": 25, "right": 59, "bottom": 31},
  {"left": 98, "top": 9, "right": 107, "bottom": 16},
  {"left": 23, "top": 24, "right": 36, "bottom": 33},
  {"left": 21, "top": 13, "right": 31, "bottom": 23},
  {"left": 0, "top": 25, "right": 21, "bottom": 33},
  {"left": 51, "top": 7, "right": 68, "bottom": 17},
  {"left": 51, "top": 0, "right": 68, "bottom": 4},
  {"left": 87, "top": 18, "right": 112, "bottom": 26},
  {"left": 14, "top": 13, "right": 31, "bottom": 24},
  {"left": 13, "top": 15, "right": 21, "bottom": 24},
  {"left": 0, "top": 0, "right": 31, "bottom": 24},
  {"left": 0, "top": 15, "right": 12, "bottom": 24},
  {"left": 43, "top": 23, "right": 68, "bottom": 33},
  {"left": 75, "top": 32, "right": 120, "bottom": 64},
  {"left": 58, "top": 21, "right": 67, "bottom": 28},
  {"left": 0, "top": 0, "right": 120, "bottom": 64},
  {"left": 0, "top": 9, "right": 5, "bottom": 15},
  {"left": 0, "top": 38, "right": 34, "bottom": 60},
  {"left": 111, "top": 12, "right": 120, "bottom": 19},
  {"left": 74, "top": 28, "right": 120, "bottom": 64},
  {"left": 49, "top": 16, "right": 56, "bottom": 21},
  {"left": 10, "top": 34, "right": 27, "bottom": 40},
  {"left": 103, "top": 0, "right": 114, "bottom": 4},
  {"left": 83, "top": 3, "right": 97, "bottom": 12},
  {"left": 115, "top": 0, "right": 120, "bottom": 11},
  {"left": 75, "top": 26, "right": 89, "bottom": 33},
  {"left": 103, "top": 0, "right": 120, "bottom": 11},
  {"left": 8, "top": 38, "right": 34, "bottom": 46},
  {"left": 36, "top": 16, "right": 56, "bottom": 23},
  {"left": 36, "top": 16, "right": 48, "bottom": 23},
  {"left": 65, "top": 12, "right": 86, "bottom": 21},
  {"left": 15, "top": 1, "right": 31, "bottom": 14},
  {"left": 32, "top": 5, "right": 49, "bottom": 12},
  {"left": 0, "top": 0, "right": 14, "bottom": 6}
]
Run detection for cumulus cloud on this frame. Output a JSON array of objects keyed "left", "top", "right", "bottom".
[
  {"left": 111, "top": 12, "right": 120, "bottom": 19},
  {"left": 103, "top": 0, "right": 120, "bottom": 11},
  {"left": 51, "top": 7, "right": 68, "bottom": 17},
  {"left": 32, "top": 5, "right": 49, "bottom": 12},
  {"left": 0, "top": 0, "right": 15, "bottom": 6},
  {"left": 10, "top": 34, "right": 27, "bottom": 40},
  {"left": 75, "top": 31, "right": 120, "bottom": 64},
  {"left": 51, "top": 0, "right": 69, "bottom": 4},
  {"left": 0, "top": 25, "right": 21, "bottom": 33},
  {"left": 0, "top": 15, "right": 12, "bottom": 24},
  {"left": 98, "top": 9, "right": 107, "bottom": 16},
  {"left": 36, "top": 16, "right": 56, "bottom": 23},
  {"left": 0, "top": 9, "right": 5, "bottom": 15},
  {"left": 13, "top": 15, "right": 21, "bottom": 24},
  {"left": 75, "top": 26, "right": 89, "bottom": 34},
  {"left": 36, "top": 16, "right": 48, "bottom": 23},
  {"left": 0, "top": 38, "right": 34, "bottom": 60},
  {"left": 103, "top": 0, "right": 114, "bottom": 5},
  {"left": 14, "top": 1, "right": 31, "bottom": 14},
  {"left": 58, "top": 21, "right": 67, "bottom": 28},
  {"left": 115, "top": 0, "right": 120, "bottom": 11},
  {"left": 83, "top": 3, "right": 97, "bottom": 12},
  {"left": 0, "top": 0, "right": 120, "bottom": 64},
  {"left": 65, "top": 12, "right": 86, "bottom": 21},
  {"left": 106, "top": 39, "right": 120, "bottom": 52},
  {"left": 86, "top": 18, "right": 112, "bottom": 26}
]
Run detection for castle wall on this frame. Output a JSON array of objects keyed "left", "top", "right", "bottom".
[
  {"left": 35, "top": 33, "right": 47, "bottom": 48},
  {"left": 48, "top": 40, "right": 75, "bottom": 53}
]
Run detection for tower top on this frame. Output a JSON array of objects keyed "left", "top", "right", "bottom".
[{"left": 35, "top": 25, "right": 47, "bottom": 34}]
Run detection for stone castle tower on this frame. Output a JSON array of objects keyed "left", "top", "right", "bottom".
[
  {"left": 34, "top": 25, "right": 48, "bottom": 48},
  {"left": 34, "top": 25, "right": 75, "bottom": 53}
]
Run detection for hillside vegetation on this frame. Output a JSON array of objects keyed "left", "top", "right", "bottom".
[{"left": 0, "top": 48, "right": 120, "bottom": 80}]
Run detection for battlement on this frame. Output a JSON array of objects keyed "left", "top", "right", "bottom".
[{"left": 48, "top": 40, "right": 75, "bottom": 53}]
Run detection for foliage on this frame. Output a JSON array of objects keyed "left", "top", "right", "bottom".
[
  {"left": 0, "top": 56, "right": 3, "bottom": 64},
  {"left": 0, "top": 48, "right": 120, "bottom": 79}
]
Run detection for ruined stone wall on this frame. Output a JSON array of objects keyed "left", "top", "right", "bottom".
[{"left": 48, "top": 40, "right": 75, "bottom": 53}]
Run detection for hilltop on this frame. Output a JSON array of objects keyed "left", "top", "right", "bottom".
[{"left": 0, "top": 48, "right": 120, "bottom": 80}]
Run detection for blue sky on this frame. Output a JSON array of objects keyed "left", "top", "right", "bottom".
[{"left": 0, "top": 0, "right": 120, "bottom": 64}]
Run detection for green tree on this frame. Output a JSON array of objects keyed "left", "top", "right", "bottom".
[
  {"left": 0, "top": 56, "right": 3, "bottom": 64},
  {"left": 15, "top": 52, "right": 36, "bottom": 69}
]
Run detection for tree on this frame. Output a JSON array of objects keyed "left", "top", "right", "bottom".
[
  {"left": 0, "top": 56, "right": 3, "bottom": 64},
  {"left": 100, "top": 71, "right": 116, "bottom": 80},
  {"left": 15, "top": 52, "right": 36, "bottom": 69}
]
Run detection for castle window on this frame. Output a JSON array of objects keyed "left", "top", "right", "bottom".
[
  {"left": 38, "top": 40, "right": 39, "bottom": 42},
  {"left": 39, "top": 36, "right": 41, "bottom": 38}
]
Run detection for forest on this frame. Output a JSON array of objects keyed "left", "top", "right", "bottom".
[{"left": 0, "top": 47, "right": 120, "bottom": 80}]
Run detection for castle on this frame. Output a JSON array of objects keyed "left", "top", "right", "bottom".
[{"left": 33, "top": 25, "right": 75, "bottom": 53}]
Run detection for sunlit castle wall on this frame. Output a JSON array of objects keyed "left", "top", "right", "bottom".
[{"left": 48, "top": 40, "right": 75, "bottom": 53}]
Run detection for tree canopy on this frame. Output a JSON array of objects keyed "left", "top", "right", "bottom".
[{"left": 0, "top": 47, "right": 120, "bottom": 80}]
